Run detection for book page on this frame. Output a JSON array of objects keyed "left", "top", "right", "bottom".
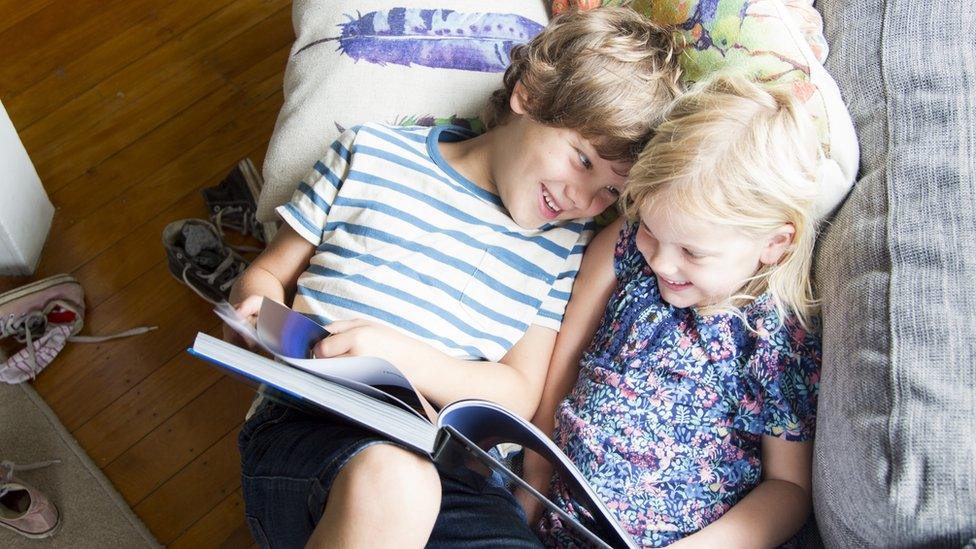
[
  {"left": 437, "top": 400, "right": 637, "bottom": 549},
  {"left": 215, "top": 299, "right": 435, "bottom": 419},
  {"left": 190, "top": 333, "right": 439, "bottom": 452}
]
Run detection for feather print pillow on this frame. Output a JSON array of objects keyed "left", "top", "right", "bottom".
[{"left": 257, "top": 0, "right": 549, "bottom": 224}]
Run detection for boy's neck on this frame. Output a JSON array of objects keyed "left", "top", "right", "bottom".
[{"left": 437, "top": 129, "right": 500, "bottom": 195}]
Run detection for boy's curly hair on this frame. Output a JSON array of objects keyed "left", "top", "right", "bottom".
[{"left": 483, "top": 7, "right": 682, "bottom": 162}]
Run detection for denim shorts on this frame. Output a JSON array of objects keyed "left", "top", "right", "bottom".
[{"left": 238, "top": 399, "right": 543, "bottom": 549}]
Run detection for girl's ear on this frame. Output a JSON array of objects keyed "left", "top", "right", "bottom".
[
  {"left": 759, "top": 223, "right": 796, "bottom": 265},
  {"left": 510, "top": 81, "right": 529, "bottom": 115}
]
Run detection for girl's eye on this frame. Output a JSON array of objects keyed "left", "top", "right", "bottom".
[
  {"left": 683, "top": 248, "right": 704, "bottom": 259},
  {"left": 577, "top": 150, "right": 592, "bottom": 170},
  {"left": 604, "top": 186, "right": 621, "bottom": 197}
]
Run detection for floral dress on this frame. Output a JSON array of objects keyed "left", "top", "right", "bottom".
[{"left": 539, "top": 222, "right": 821, "bottom": 548}]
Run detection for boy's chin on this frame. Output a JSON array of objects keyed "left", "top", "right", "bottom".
[{"left": 508, "top": 209, "right": 548, "bottom": 230}]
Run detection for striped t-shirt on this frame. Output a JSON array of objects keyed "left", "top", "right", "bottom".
[{"left": 277, "top": 123, "right": 592, "bottom": 362}]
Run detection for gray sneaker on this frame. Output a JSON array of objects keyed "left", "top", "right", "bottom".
[
  {"left": 201, "top": 158, "right": 265, "bottom": 244},
  {"left": 162, "top": 219, "right": 247, "bottom": 304}
]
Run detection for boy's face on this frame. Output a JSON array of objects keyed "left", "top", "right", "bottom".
[{"left": 490, "top": 91, "right": 631, "bottom": 229}]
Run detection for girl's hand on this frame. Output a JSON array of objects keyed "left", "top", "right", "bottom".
[
  {"left": 313, "top": 319, "right": 419, "bottom": 363},
  {"left": 514, "top": 486, "right": 546, "bottom": 527},
  {"left": 515, "top": 449, "right": 556, "bottom": 528}
]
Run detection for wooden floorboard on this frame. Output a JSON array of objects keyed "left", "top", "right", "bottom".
[{"left": 1, "top": 1, "right": 289, "bottom": 543}]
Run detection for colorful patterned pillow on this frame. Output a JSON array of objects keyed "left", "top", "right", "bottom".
[
  {"left": 552, "top": 0, "right": 828, "bottom": 62},
  {"left": 257, "top": 0, "right": 550, "bottom": 225},
  {"left": 552, "top": 0, "right": 859, "bottom": 218}
]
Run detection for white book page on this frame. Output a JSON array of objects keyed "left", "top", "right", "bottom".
[
  {"left": 191, "top": 333, "right": 439, "bottom": 452},
  {"left": 214, "top": 299, "right": 434, "bottom": 419},
  {"left": 437, "top": 400, "right": 637, "bottom": 549}
]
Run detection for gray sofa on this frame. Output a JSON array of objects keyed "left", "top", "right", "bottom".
[
  {"left": 812, "top": 0, "right": 976, "bottom": 546},
  {"left": 255, "top": 0, "right": 976, "bottom": 546}
]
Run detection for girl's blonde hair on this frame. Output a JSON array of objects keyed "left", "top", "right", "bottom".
[
  {"left": 620, "top": 72, "right": 822, "bottom": 328},
  {"left": 484, "top": 7, "right": 682, "bottom": 161}
]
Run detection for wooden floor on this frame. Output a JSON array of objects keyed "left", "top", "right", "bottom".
[{"left": 1, "top": 1, "right": 294, "bottom": 545}]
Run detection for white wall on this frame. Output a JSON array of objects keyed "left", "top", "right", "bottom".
[{"left": 0, "top": 100, "right": 54, "bottom": 276}]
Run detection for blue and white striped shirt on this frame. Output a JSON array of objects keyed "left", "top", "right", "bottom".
[{"left": 277, "top": 124, "right": 592, "bottom": 361}]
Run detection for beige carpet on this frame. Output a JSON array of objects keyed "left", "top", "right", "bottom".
[{"left": 0, "top": 382, "right": 159, "bottom": 548}]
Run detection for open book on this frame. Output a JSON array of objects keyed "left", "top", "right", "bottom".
[{"left": 189, "top": 298, "right": 637, "bottom": 549}]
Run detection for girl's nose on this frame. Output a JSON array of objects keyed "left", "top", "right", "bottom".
[{"left": 648, "top": 248, "right": 678, "bottom": 277}]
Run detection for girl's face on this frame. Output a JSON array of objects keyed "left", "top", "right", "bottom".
[{"left": 635, "top": 200, "right": 794, "bottom": 309}]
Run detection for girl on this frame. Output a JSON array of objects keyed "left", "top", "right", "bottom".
[{"left": 518, "top": 73, "right": 823, "bottom": 548}]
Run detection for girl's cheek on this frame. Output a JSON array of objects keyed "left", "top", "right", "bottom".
[{"left": 635, "top": 230, "right": 651, "bottom": 259}]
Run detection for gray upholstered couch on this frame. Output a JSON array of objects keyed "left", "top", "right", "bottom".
[
  {"left": 255, "top": 0, "right": 976, "bottom": 546},
  {"left": 811, "top": 0, "right": 975, "bottom": 546}
]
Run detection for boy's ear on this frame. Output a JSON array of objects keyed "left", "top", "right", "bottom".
[
  {"left": 759, "top": 223, "right": 796, "bottom": 265},
  {"left": 510, "top": 81, "right": 529, "bottom": 115}
]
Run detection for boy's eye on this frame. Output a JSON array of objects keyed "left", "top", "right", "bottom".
[
  {"left": 604, "top": 186, "right": 621, "bottom": 197},
  {"left": 577, "top": 150, "right": 592, "bottom": 170},
  {"left": 683, "top": 248, "right": 705, "bottom": 259}
]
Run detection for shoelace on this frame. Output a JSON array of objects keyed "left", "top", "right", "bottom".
[
  {"left": 180, "top": 253, "right": 246, "bottom": 306},
  {"left": 211, "top": 207, "right": 265, "bottom": 252},
  {"left": 0, "top": 459, "right": 60, "bottom": 498},
  {"left": 0, "top": 311, "right": 157, "bottom": 382}
]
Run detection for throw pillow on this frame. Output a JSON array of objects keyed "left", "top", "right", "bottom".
[
  {"left": 552, "top": 0, "right": 859, "bottom": 218},
  {"left": 257, "top": 0, "right": 549, "bottom": 225}
]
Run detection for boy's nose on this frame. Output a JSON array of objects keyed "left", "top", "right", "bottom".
[{"left": 564, "top": 183, "right": 595, "bottom": 211}]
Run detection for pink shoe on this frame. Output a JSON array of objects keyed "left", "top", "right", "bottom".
[
  {"left": 0, "top": 460, "right": 61, "bottom": 539},
  {"left": 0, "top": 274, "right": 156, "bottom": 383},
  {"left": 0, "top": 275, "right": 84, "bottom": 384}
]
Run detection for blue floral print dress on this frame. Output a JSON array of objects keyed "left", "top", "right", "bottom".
[{"left": 538, "top": 222, "right": 821, "bottom": 548}]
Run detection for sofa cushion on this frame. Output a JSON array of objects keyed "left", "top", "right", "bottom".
[
  {"left": 256, "top": 0, "right": 549, "bottom": 225},
  {"left": 813, "top": 0, "right": 976, "bottom": 545}
]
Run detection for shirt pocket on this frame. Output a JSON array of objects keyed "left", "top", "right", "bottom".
[{"left": 457, "top": 248, "right": 537, "bottom": 333}]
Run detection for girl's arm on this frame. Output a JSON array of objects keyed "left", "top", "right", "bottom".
[
  {"left": 514, "top": 218, "right": 623, "bottom": 522},
  {"left": 670, "top": 436, "right": 813, "bottom": 549}
]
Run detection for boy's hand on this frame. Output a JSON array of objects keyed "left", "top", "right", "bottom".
[
  {"left": 221, "top": 295, "right": 263, "bottom": 349},
  {"left": 312, "top": 319, "right": 418, "bottom": 364}
]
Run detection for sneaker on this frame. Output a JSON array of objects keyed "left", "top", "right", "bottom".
[
  {"left": 163, "top": 218, "right": 248, "bottom": 305},
  {"left": 0, "top": 275, "right": 83, "bottom": 384},
  {"left": 0, "top": 275, "right": 156, "bottom": 384},
  {"left": 201, "top": 158, "right": 265, "bottom": 244},
  {"left": 0, "top": 460, "right": 61, "bottom": 539}
]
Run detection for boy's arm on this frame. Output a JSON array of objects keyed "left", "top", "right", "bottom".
[
  {"left": 223, "top": 225, "right": 315, "bottom": 342},
  {"left": 669, "top": 437, "right": 813, "bottom": 549},
  {"left": 515, "top": 218, "right": 622, "bottom": 522},
  {"left": 314, "top": 219, "right": 624, "bottom": 420},
  {"left": 316, "top": 319, "right": 553, "bottom": 419}
]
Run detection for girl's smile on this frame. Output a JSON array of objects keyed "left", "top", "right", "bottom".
[{"left": 636, "top": 200, "right": 794, "bottom": 309}]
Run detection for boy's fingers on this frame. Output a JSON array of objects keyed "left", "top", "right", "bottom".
[
  {"left": 323, "top": 319, "right": 369, "bottom": 333},
  {"left": 235, "top": 295, "right": 264, "bottom": 317},
  {"left": 313, "top": 334, "right": 351, "bottom": 358}
]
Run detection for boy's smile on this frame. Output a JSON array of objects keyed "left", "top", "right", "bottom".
[
  {"left": 540, "top": 183, "right": 563, "bottom": 220},
  {"left": 492, "top": 107, "right": 631, "bottom": 229},
  {"left": 438, "top": 87, "right": 631, "bottom": 230}
]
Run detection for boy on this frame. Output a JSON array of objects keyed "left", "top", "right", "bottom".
[{"left": 229, "top": 8, "right": 681, "bottom": 548}]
